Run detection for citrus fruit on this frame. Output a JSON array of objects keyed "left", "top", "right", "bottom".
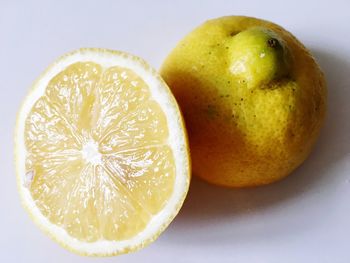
[
  {"left": 160, "top": 16, "right": 327, "bottom": 187},
  {"left": 15, "top": 48, "right": 190, "bottom": 256}
]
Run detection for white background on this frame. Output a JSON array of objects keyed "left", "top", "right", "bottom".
[{"left": 1, "top": 0, "right": 350, "bottom": 262}]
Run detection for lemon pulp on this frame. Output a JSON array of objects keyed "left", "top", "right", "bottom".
[{"left": 24, "top": 62, "right": 176, "bottom": 242}]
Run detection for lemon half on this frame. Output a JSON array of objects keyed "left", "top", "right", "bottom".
[
  {"left": 15, "top": 48, "right": 190, "bottom": 256},
  {"left": 161, "top": 16, "right": 326, "bottom": 187}
]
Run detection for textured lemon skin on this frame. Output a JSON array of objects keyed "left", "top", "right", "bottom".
[
  {"left": 160, "top": 16, "right": 327, "bottom": 187},
  {"left": 15, "top": 48, "right": 191, "bottom": 256}
]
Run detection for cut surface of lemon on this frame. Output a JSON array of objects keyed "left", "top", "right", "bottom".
[{"left": 15, "top": 49, "right": 190, "bottom": 256}]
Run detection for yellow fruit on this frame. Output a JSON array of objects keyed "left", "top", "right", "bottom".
[
  {"left": 15, "top": 48, "right": 190, "bottom": 256},
  {"left": 160, "top": 16, "right": 327, "bottom": 187}
]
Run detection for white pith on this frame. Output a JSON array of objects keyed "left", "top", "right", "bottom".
[{"left": 82, "top": 140, "right": 102, "bottom": 165}]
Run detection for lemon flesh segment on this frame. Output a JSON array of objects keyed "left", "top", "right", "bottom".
[{"left": 17, "top": 50, "right": 189, "bottom": 256}]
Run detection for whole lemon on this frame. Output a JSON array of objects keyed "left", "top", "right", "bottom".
[{"left": 160, "top": 16, "right": 327, "bottom": 187}]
